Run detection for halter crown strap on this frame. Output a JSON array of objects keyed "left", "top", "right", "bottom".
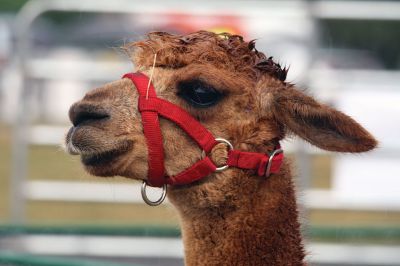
[{"left": 123, "top": 73, "right": 283, "bottom": 188}]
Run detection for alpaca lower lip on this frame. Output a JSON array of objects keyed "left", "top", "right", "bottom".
[
  {"left": 80, "top": 140, "right": 134, "bottom": 166},
  {"left": 81, "top": 149, "right": 124, "bottom": 166}
]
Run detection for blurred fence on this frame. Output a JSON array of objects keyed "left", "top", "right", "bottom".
[
  {"left": 11, "top": 0, "right": 316, "bottom": 223},
  {"left": 1, "top": 0, "right": 400, "bottom": 265}
]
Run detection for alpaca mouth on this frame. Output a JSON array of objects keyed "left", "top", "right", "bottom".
[
  {"left": 65, "top": 125, "right": 134, "bottom": 166},
  {"left": 79, "top": 139, "right": 134, "bottom": 167},
  {"left": 81, "top": 148, "right": 127, "bottom": 166}
]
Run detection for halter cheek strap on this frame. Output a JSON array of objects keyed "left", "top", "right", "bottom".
[{"left": 123, "top": 73, "right": 284, "bottom": 190}]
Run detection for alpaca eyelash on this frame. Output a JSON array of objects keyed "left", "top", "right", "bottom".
[{"left": 177, "top": 79, "right": 224, "bottom": 108}]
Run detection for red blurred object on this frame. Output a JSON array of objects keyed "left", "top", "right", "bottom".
[{"left": 162, "top": 13, "right": 246, "bottom": 37}]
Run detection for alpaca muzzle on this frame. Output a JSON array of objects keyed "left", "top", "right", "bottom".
[{"left": 123, "top": 72, "right": 284, "bottom": 206}]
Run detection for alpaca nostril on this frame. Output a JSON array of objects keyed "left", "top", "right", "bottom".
[{"left": 69, "top": 103, "right": 110, "bottom": 127}]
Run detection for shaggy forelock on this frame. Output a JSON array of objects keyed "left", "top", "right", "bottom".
[{"left": 124, "top": 30, "right": 288, "bottom": 82}]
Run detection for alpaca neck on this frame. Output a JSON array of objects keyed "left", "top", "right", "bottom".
[{"left": 172, "top": 164, "right": 305, "bottom": 266}]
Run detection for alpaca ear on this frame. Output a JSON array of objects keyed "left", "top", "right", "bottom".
[{"left": 268, "top": 86, "right": 377, "bottom": 152}]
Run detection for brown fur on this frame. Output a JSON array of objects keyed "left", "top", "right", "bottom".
[{"left": 66, "top": 31, "right": 377, "bottom": 265}]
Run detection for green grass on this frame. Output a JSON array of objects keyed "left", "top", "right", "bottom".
[
  {"left": 0, "top": 251, "right": 137, "bottom": 266},
  {"left": 0, "top": 124, "right": 11, "bottom": 220}
]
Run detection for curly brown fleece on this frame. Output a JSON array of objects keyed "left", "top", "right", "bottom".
[{"left": 125, "top": 30, "right": 288, "bottom": 82}]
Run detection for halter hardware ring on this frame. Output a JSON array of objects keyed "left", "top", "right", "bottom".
[
  {"left": 214, "top": 138, "right": 233, "bottom": 172},
  {"left": 265, "top": 148, "right": 283, "bottom": 177},
  {"left": 141, "top": 181, "right": 167, "bottom": 206}
]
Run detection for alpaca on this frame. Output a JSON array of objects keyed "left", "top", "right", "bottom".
[{"left": 65, "top": 31, "right": 376, "bottom": 265}]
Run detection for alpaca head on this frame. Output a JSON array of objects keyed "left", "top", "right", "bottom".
[{"left": 66, "top": 31, "right": 376, "bottom": 210}]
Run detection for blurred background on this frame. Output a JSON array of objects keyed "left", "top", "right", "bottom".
[{"left": 0, "top": 0, "right": 399, "bottom": 265}]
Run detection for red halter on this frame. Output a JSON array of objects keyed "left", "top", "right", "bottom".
[{"left": 123, "top": 73, "right": 284, "bottom": 188}]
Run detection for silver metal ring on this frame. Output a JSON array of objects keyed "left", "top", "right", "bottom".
[
  {"left": 201, "top": 138, "right": 233, "bottom": 172},
  {"left": 141, "top": 181, "right": 167, "bottom": 206},
  {"left": 214, "top": 138, "right": 233, "bottom": 172},
  {"left": 265, "top": 148, "right": 283, "bottom": 177}
]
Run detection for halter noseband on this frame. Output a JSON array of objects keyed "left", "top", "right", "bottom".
[{"left": 123, "top": 73, "right": 284, "bottom": 205}]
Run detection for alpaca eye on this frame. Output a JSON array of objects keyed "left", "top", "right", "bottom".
[{"left": 177, "top": 80, "right": 223, "bottom": 108}]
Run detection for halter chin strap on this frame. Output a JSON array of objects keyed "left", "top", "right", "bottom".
[{"left": 123, "top": 73, "right": 284, "bottom": 189}]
